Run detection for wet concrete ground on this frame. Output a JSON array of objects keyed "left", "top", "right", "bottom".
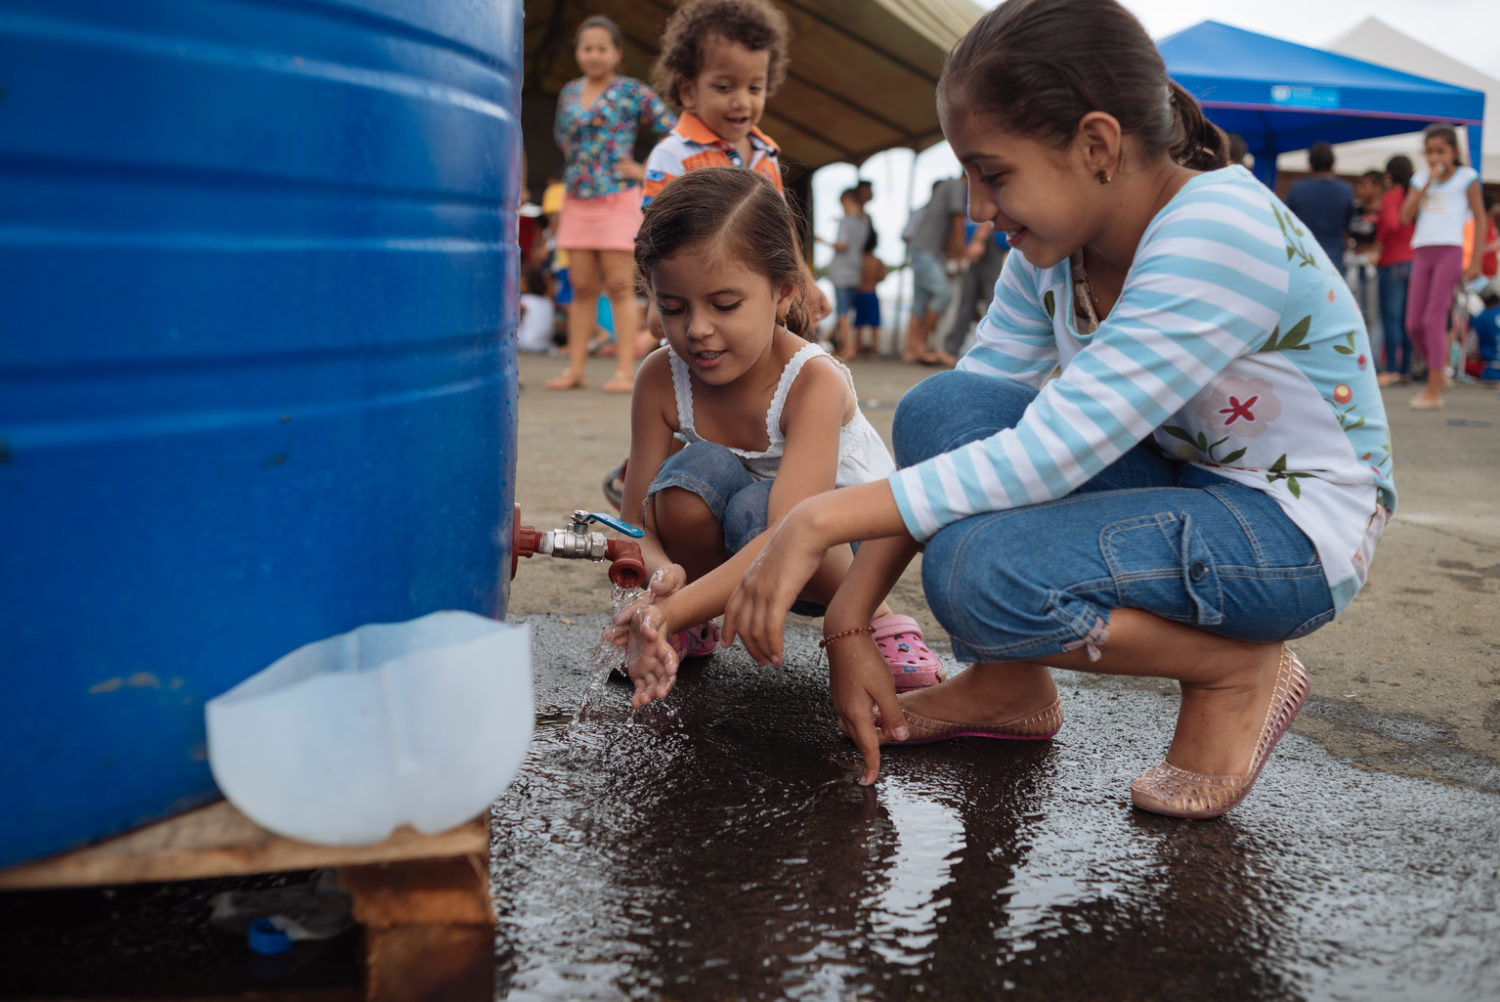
[{"left": 492, "top": 615, "right": 1500, "bottom": 1002}]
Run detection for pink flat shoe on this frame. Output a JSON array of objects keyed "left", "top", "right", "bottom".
[
  {"left": 870, "top": 614, "right": 946, "bottom": 691},
  {"left": 1130, "top": 647, "right": 1309, "bottom": 819},
  {"left": 669, "top": 620, "right": 720, "bottom": 660},
  {"left": 886, "top": 695, "right": 1063, "bottom": 745}
]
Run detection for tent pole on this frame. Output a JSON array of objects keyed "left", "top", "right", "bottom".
[
  {"left": 892, "top": 145, "right": 918, "bottom": 358},
  {"left": 1255, "top": 111, "right": 1278, "bottom": 190}
]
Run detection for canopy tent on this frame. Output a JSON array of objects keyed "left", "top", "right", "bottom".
[
  {"left": 521, "top": 0, "right": 982, "bottom": 191},
  {"left": 1283, "top": 17, "right": 1500, "bottom": 181},
  {"left": 1158, "top": 21, "right": 1486, "bottom": 188}
]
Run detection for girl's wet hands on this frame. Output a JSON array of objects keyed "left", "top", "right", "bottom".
[
  {"left": 601, "top": 564, "right": 685, "bottom": 707},
  {"left": 723, "top": 519, "right": 824, "bottom": 667},
  {"left": 615, "top": 602, "right": 679, "bottom": 707},
  {"left": 828, "top": 636, "right": 908, "bottom": 786},
  {"left": 607, "top": 563, "right": 686, "bottom": 636},
  {"left": 649, "top": 562, "right": 688, "bottom": 596}
]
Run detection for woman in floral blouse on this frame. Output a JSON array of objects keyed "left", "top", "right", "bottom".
[{"left": 546, "top": 15, "right": 676, "bottom": 393}]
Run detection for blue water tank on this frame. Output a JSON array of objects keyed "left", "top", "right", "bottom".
[{"left": 0, "top": 0, "right": 521, "bottom": 867}]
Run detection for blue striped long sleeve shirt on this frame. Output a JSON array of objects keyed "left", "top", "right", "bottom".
[{"left": 888, "top": 167, "right": 1395, "bottom": 613}]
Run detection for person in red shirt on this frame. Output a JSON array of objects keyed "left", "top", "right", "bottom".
[
  {"left": 1481, "top": 199, "right": 1499, "bottom": 283},
  {"left": 1376, "top": 155, "right": 1417, "bottom": 386}
]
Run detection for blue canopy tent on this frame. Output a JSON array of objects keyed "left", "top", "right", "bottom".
[{"left": 1158, "top": 21, "right": 1486, "bottom": 188}]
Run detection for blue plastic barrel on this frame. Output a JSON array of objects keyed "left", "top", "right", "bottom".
[{"left": 0, "top": 0, "right": 521, "bottom": 867}]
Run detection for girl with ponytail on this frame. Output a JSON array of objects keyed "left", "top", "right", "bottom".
[
  {"left": 724, "top": 0, "right": 1394, "bottom": 820},
  {"left": 608, "top": 167, "right": 941, "bottom": 707}
]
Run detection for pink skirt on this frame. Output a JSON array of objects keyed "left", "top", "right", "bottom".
[{"left": 554, "top": 187, "right": 643, "bottom": 252}]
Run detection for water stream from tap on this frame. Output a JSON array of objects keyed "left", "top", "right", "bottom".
[{"left": 575, "top": 583, "right": 643, "bottom": 720}]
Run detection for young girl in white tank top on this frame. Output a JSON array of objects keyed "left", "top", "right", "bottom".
[{"left": 604, "top": 168, "right": 944, "bottom": 707}]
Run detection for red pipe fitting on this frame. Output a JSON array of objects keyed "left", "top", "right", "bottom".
[
  {"left": 511, "top": 503, "right": 540, "bottom": 580},
  {"left": 604, "top": 540, "right": 645, "bottom": 589}
]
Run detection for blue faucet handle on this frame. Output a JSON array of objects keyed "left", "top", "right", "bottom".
[{"left": 583, "top": 511, "right": 645, "bottom": 538}]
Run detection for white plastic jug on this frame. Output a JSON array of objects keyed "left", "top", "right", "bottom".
[{"left": 206, "top": 612, "right": 532, "bottom": 846}]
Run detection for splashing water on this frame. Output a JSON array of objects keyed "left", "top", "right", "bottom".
[{"left": 575, "top": 583, "right": 643, "bottom": 719}]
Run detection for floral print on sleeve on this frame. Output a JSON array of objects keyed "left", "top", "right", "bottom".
[{"left": 553, "top": 75, "right": 677, "bottom": 200}]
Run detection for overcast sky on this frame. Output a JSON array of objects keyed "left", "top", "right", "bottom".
[{"left": 812, "top": 0, "right": 1497, "bottom": 306}]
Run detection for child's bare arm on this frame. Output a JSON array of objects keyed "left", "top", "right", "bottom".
[
  {"left": 1465, "top": 180, "right": 1487, "bottom": 281},
  {"left": 1399, "top": 182, "right": 1424, "bottom": 227},
  {"left": 605, "top": 351, "right": 690, "bottom": 698},
  {"left": 764, "top": 358, "right": 848, "bottom": 522},
  {"left": 619, "top": 349, "right": 679, "bottom": 574},
  {"left": 723, "top": 480, "right": 910, "bottom": 665}
]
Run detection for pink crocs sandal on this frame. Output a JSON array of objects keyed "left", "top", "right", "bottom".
[
  {"left": 670, "top": 620, "right": 721, "bottom": 660},
  {"left": 870, "top": 614, "right": 945, "bottom": 691}
]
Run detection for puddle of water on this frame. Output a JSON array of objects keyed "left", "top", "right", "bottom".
[{"left": 496, "top": 615, "right": 1500, "bottom": 1002}]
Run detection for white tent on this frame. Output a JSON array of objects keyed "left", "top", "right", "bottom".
[{"left": 1276, "top": 17, "right": 1497, "bottom": 180}]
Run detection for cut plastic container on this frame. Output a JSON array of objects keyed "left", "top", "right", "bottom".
[{"left": 206, "top": 612, "right": 532, "bottom": 845}]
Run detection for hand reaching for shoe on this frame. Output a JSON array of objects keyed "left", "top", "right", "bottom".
[
  {"left": 723, "top": 516, "right": 826, "bottom": 667},
  {"left": 826, "top": 633, "right": 908, "bottom": 785}
]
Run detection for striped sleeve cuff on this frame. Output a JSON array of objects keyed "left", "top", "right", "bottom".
[{"left": 888, "top": 467, "right": 939, "bottom": 543}]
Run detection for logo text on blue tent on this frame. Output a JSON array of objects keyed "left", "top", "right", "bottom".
[{"left": 1270, "top": 86, "right": 1340, "bottom": 109}]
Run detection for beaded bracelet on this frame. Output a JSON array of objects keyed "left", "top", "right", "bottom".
[
  {"left": 818, "top": 625, "right": 875, "bottom": 648},
  {"left": 814, "top": 626, "right": 874, "bottom": 668},
  {"left": 816, "top": 625, "right": 874, "bottom": 667}
]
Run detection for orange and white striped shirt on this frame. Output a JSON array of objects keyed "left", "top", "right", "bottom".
[{"left": 641, "top": 112, "right": 783, "bottom": 207}]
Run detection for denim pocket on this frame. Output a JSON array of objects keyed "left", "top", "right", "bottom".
[{"left": 1102, "top": 511, "right": 1225, "bottom": 627}]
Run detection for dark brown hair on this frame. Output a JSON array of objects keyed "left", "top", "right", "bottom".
[
  {"left": 939, "top": 0, "right": 1228, "bottom": 172},
  {"left": 651, "top": 0, "right": 790, "bottom": 108},
  {"left": 576, "top": 15, "right": 621, "bottom": 49},
  {"left": 1385, "top": 154, "right": 1414, "bottom": 191},
  {"left": 1423, "top": 124, "right": 1464, "bottom": 166},
  {"left": 635, "top": 168, "right": 811, "bottom": 336}
]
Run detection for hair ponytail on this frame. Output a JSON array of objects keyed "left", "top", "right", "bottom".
[
  {"left": 942, "top": 0, "right": 1230, "bottom": 173},
  {"left": 1167, "top": 81, "right": 1230, "bottom": 171},
  {"left": 1385, "top": 154, "right": 1414, "bottom": 192},
  {"left": 780, "top": 295, "right": 812, "bottom": 339}
]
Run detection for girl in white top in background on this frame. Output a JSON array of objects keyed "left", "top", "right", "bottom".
[
  {"left": 1400, "top": 124, "right": 1486, "bottom": 410},
  {"left": 606, "top": 167, "right": 945, "bottom": 708}
]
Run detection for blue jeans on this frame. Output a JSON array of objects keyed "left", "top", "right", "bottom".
[
  {"left": 1378, "top": 261, "right": 1412, "bottom": 376},
  {"left": 909, "top": 248, "right": 952, "bottom": 318},
  {"left": 892, "top": 371, "right": 1335, "bottom": 664},
  {"left": 833, "top": 286, "right": 858, "bottom": 320},
  {"left": 647, "top": 441, "right": 827, "bottom": 615}
]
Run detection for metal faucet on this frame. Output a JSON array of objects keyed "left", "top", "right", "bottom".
[{"left": 511, "top": 506, "right": 647, "bottom": 589}]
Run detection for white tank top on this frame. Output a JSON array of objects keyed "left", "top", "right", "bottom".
[{"left": 667, "top": 341, "right": 896, "bottom": 486}]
